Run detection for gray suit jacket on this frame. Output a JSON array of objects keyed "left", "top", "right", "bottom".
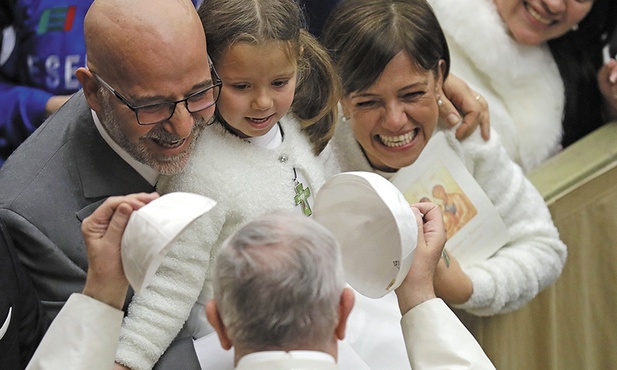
[
  {"left": 0, "top": 91, "right": 200, "bottom": 369},
  {"left": 0, "top": 90, "right": 154, "bottom": 320},
  {"left": 0, "top": 221, "right": 48, "bottom": 369}
]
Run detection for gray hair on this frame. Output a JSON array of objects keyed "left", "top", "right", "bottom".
[{"left": 213, "top": 211, "right": 345, "bottom": 351}]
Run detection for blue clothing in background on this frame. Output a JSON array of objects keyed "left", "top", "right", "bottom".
[{"left": 0, "top": 1, "right": 92, "bottom": 166}]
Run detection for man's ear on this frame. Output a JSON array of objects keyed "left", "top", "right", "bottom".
[
  {"left": 76, "top": 66, "right": 103, "bottom": 112},
  {"left": 334, "top": 287, "right": 355, "bottom": 341},
  {"left": 206, "top": 300, "right": 233, "bottom": 350}
]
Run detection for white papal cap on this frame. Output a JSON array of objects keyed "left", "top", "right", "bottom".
[
  {"left": 121, "top": 192, "right": 217, "bottom": 293},
  {"left": 313, "top": 172, "right": 417, "bottom": 298}
]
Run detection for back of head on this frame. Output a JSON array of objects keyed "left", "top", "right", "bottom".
[
  {"left": 198, "top": 0, "right": 341, "bottom": 154},
  {"left": 321, "top": 0, "right": 449, "bottom": 96},
  {"left": 213, "top": 211, "right": 345, "bottom": 352}
]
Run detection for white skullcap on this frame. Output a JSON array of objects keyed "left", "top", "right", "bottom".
[
  {"left": 313, "top": 172, "right": 417, "bottom": 298},
  {"left": 121, "top": 192, "right": 217, "bottom": 293}
]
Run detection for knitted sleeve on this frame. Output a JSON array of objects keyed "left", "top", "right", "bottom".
[
  {"left": 448, "top": 130, "right": 567, "bottom": 316},
  {"left": 114, "top": 206, "right": 226, "bottom": 370}
]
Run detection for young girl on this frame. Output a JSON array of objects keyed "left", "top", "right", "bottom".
[{"left": 114, "top": 1, "right": 341, "bottom": 368}]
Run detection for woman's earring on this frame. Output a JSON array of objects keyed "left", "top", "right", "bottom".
[
  {"left": 437, "top": 98, "right": 443, "bottom": 106},
  {"left": 571, "top": 24, "right": 579, "bottom": 32},
  {"left": 342, "top": 116, "right": 350, "bottom": 122}
]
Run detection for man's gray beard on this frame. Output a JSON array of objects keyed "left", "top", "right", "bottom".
[{"left": 100, "top": 92, "right": 207, "bottom": 175}]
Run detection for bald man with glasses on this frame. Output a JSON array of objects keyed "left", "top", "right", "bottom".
[{"left": 0, "top": 0, "right": 217, "bottom": 367}]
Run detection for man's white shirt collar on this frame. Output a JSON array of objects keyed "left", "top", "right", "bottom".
[
  {"left": 237, "top": 350, "right": 336, "bottom": 368},
  {"left": 92, "top": 110, "right": 159, "bottom": 186}
]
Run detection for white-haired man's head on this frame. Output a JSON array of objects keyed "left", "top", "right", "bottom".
[{"left": 206, "top": 211, "right": 354, "bottom": 363}]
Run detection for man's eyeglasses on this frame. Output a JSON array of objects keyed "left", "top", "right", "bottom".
[{"left": 92, "top": 66, "right": 222, "bottom": 125}]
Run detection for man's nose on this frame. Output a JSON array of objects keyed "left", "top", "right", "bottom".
[{"left": 161, "top": 103, "right": 194, "bottom": 138}]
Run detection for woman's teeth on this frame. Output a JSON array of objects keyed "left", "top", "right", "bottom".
[
  {"left": 379, "top": 130, "right": 416, "bottom": 147},
  {"left": 525, "top": 3, "right": 552, "bottom": 25}
]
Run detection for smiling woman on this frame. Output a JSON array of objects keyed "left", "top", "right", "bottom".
[
  {"left": 322, "top": 0, "right": 567, "bottom": 322},
  {"left": 340, "top": 52, "right": 443, "bottom": 172},
  {"left": 320, "top": 1, "right": 568, "bottom": 367},
  {"left": 493, "top": 0, "right": 593, "bottom": 46},
  {"left": 425, "top": 0, "right": 617, "bottom": 172}
]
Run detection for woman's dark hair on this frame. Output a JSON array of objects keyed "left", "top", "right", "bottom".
[
  {"left": 321, "top": 0, "right": 449, "bottom": 96},
  {"left": 549, "top": 0, "right": 617, "bottom": 147}
]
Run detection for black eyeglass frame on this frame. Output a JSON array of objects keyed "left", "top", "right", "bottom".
[{"left": 92, "top": 63, "right": 222, "bottom": 126}]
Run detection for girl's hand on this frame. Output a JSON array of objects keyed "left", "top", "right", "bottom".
[{"left": 433, "top": 251, "right": 473, "bottom": 305}]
